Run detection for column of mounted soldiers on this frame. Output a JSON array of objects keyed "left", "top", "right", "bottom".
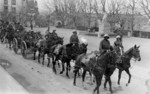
[{"left": 0, "top": 19, "right": 133, "bottom": 94}]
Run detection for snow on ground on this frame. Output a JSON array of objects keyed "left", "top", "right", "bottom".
[{"left": 1, "top": 27, "right": 150, "bottom": 94}]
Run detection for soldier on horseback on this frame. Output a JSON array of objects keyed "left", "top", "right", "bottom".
[
  {"left": 114, "top": 35, "right": 124, "bottom": 55},
  {"left": 99, "top": 34, "right": 112, "bottom": 55},
  {"left": 70, "top": 30, "right": 79, "bottom": 44},
  {"left": 114, "top": 35, "right": 125, "bottom": 64},
  {"left": 70, "top": 30, "right": 80, "bottom": 57},
  {"left": 52, "top": 29, "right": 57, "bottom": 37}
]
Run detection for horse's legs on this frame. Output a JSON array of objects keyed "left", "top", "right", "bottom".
[
  {"left": 125, "top": 68, "right": 131, "bottom": 86},
  {"left": 89, "top": 72, "right": 94, "bottom": 85},
  {"left": 56, "top": 56, "right": 60, "bottom": 68},
  {"left": 9, "top": 40, "right": 12, "bottom": 50},
  {"left": 108, "top": 77, "right": 113, "bottom": 93},
  {"left": 38, "top": 50, "right": 41, "bottom": 63},
  {"left": 42, "top": 54, "right": 45, "bottom": 65},
  {"left": 33, "top": 49, "right": 36, "bottom": 60},
  {"left": 66, "top": 61, "right": 70, "bottom": 78},
  {"left": 82, "top": 70, "right": 87, "bottom": 87},
  {"left": 47, "top": 55, "right": 50, "bottom": 67},
  {"left": 52, "top": 56, "right": 57, "bottom": 74},
  {"left": 93, "top": 76, "right": 102, "bottom": 94},
  {"left": 77, "top": 70, "right": 80, "bottom": 77},
  {"left": 73, "top": 69, "right": 78, "bottom": 86},
  {"left": 104, "top": 76, "right": 108, "bottom": 89},
  {"left": 60, "top": 59, "right": 65, "bottom": 74},
  {"left": 9, "top": 40, "right": 11, "bottom": 49},
  {"left": 68, "top": 60, "right": 71, "bottom": 71},
  {"left": 118, "top": 69, "right": 123, "bottom": 85}
]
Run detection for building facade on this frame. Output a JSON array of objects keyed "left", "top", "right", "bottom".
[{"left": 0, "top": 0, "right": 39, "bottom": 25}]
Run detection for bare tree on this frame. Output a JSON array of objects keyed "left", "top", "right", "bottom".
[
  {"left": 67, "top": 0, "right": 81, "bottom": 29},
  {"left": 93, "top": 0, "right": 107, "bottom": 21},
  {"left": 139, "top": 0, "right": 150, "bottom": 19},
  {"left": 128, "top": 0, "right": 136, "bottom": 36},
  {"left": 80, "top": 0, "right": 94, "bottom": 28},
  {"left": 53, "top": 0, "right": 69, "bottom": 27},
  {"left": 43, "top": 0, "right": 53, "bottom": 31}
]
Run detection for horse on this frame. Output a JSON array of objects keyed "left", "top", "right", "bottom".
[
  {"left": 59, "top": 43, "right": 88, "bottom": 78},
  {"left": 117, "top": 45, "right": 141, "bottom": 86},
  {"left": 50, "top": 43, "right": 64, "bottom": 73},
  {"left": 73, "top": 50, "right": 117, "bottom": 94},
  {"left": 37, "top": 36, "right": 64, "bottom": 67}
]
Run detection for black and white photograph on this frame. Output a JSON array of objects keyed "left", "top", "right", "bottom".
[{"left": 0, "top": 0, "right": 149, "bottom": 94}]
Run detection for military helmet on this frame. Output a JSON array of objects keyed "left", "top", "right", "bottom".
[
  {"left": 104, "top": 34, "right": 109, "bottom": 38},
  {"left": 80, "top": 37, "right": 88, "bottom": 46},
  {"left": 116, "top": 35, "right": 121, "bottom": 39}
]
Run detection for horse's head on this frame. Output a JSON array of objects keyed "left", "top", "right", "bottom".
[
  {"left": 57, "top": 37, "right": 64, "bottom": 45},
  {"left": 79, "top": 43, "right": 88, "bottom": 54},
  {"left": 131, "top": 45, "right": 141, "bottom": 61}
]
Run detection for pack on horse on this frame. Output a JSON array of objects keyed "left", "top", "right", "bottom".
[
  {"left": 73, "top": 50, "right": 117, "bottom": 94},
  {"left": 116, "top": 45, "right": 141, "bottom": 86}
]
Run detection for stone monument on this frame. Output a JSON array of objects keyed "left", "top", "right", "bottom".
[{"left": 98, "top": 12, "right": 111, "bottom": 38}]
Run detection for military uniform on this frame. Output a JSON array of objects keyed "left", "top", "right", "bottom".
[
  {"left": 114, "top": 36, "right": 124, "bottom": 55},
  {"left": 114, "top": 36, "right": 124, "bottom": 64},
  {"left": 99, "top": 39, "right": 111, "bottom": 55},
  {"left": 70, "top": 33, "right": 79, "bottom": 44},
  {"left": 69, "top": 31, "right": 80, "bottom": 59}
]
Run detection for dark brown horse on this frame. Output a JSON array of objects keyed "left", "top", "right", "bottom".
[
  {"left": 117, "top": 45, "right": 141, "bottom": 86},
  {"left": 59, "top": 43, "right": 87, "bottom": 78},
  {"left": 73, "top": 50, "right": 117, "bottom": 94}
]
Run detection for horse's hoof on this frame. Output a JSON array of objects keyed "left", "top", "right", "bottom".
[
  {"left": 110, "top": 89, "right": 113, "bottom": 94},
  {"left": 104, "top": 87, "right": 107, "bottom": 90},
  {"left": 92, "top": 91, "right": 95, "bottom": 94},
  {"left": 73, "top": 82, "right": 76, "bottom": 86},
  {"left": 53, "top": 69, "right": 57, "bottom": 74},
  {"left": 66, "top": 75, "right": 70, "bottom": 78},
  {"left": 83, "top": 87, "right": 88, "bottom": 90},
  {"left": 47, "top": 65, "right": 49, "bottom": 67},
  {"left": 60, "top": 71, "right": 63, "bottom": 74},
  {"left": 126, "top": 83, "right": 129, "bottom": 86}
]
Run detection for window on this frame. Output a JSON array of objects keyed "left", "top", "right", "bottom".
[
  {"left": 12, "top": 0, "right": 16, "bottom": 5},
  {"left": 12, "top": 7, "right": 16, "bottom": 13},
  {"left": 4, "top": 0, "right": 8, "bottom": 5},
  {"left": 4, "top": 6, "right": 8, "bottom": 12}
]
